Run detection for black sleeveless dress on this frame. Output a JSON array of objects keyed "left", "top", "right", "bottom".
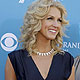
[{"left": 8, "top": 49, "right": 74, "bottom": 80}]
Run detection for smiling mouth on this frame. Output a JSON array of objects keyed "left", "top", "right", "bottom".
[{"left": 48, "top": 30, "right": 57, "bottom": 33}]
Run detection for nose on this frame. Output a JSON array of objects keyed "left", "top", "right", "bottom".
[{"left": 52, "top": 20, "right": 59, "bottom": 27}]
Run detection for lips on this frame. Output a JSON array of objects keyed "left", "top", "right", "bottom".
[
  {"left": 48, "top": 29, "right": 57, "bottom": 33},
  {"left": 49, "top": 30, "right": 56, "bottom": 32}
]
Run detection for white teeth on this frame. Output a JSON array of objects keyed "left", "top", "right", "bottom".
[{"left": 49, "top": 30, "right": 56, "bottom": 33}]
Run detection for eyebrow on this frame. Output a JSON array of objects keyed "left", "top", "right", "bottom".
[{"left": 47, "top": 15, "right": 61, "bottom": 19}]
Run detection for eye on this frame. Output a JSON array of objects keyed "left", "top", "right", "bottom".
[
  {"left": 57, "top": 18, "right": 62, "bottom": 23},
  {"left": 0, "top": 33, "right": 18, "bottom": 51},
  {"left": 47, "top": 17, "right": 53, "bottom": 20}
]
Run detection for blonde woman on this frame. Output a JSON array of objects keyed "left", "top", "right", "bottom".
[{"left": 5, "top": 0, "right": 75, "bottom": 80}]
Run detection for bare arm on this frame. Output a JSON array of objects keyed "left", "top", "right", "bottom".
[
  {"left": 68, "top": 65, "right": 75, "bottom": 80},
  {"left": 5, "top": 56, "right": 17, "bottom": 80}
]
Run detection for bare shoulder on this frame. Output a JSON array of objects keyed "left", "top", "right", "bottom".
[
  {"left": 68, "top": 65, "right": 75, "bottom": 80},
  {"left": 5, "top": 56, "right": 17, "bottom": 80}
]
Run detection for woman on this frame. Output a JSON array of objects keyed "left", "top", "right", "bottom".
[{"left": 5, "top": 0, "right": 75, "bottom": 80}]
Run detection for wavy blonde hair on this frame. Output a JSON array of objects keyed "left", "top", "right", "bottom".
[{"left": 20, "top": 0, "right": 69, "bottom": 55}]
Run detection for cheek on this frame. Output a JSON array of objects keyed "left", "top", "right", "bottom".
[
  {"left": 42, "top": 20, "right": 51, "bottom": 27},
  {"left": 41, "top": 22, "right": 48, "bottom": 30},
  {"left": 58, "top": 25, "right": 62, "bottom": 30}
]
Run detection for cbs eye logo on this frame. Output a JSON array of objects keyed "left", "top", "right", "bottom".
[{"left": 0, "top": 33, "right": 18, "bottom": 52}]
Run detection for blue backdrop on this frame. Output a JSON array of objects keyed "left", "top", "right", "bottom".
[{"left": 0, "top": 0, "right": 80, "bottom": 80}]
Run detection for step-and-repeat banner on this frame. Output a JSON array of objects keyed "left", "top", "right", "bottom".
[{"left": 0, "top": 0, "right": 80, "bottom": 80}]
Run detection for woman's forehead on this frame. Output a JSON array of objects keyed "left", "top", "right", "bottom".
[{"left": 46, "top": 7, "right": 61, "bottom": 18}]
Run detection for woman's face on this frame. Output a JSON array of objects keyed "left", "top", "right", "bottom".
[{"left": 38, "top": 7, "right": 62, "bottom": 40}]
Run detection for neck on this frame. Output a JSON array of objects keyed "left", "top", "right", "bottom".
[{"left": 36, "top": 33, "right": 51, "bottom": 53}]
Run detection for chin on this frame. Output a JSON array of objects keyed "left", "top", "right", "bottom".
[
  {"left": 49, "top": 35, "right": 57, "bottom": 40},
  {"left": 47, "top": 36, "right": 56, "bottom": 40}
]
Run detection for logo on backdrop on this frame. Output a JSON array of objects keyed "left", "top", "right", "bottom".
[
  {"left": 63, "top": 42, "right": 80, "bottom": 51},
  {"left": 18, "top": 0, "right": 63, "bottom": 4},
  {"left": 19, "top": 0, "right": 24, "bottom": 3},
  {"left": 0, "top": 33, "right": 18, "bottom": 52},
  {"left": 54, "top": 0, "right": 63, "bottom": 1}
]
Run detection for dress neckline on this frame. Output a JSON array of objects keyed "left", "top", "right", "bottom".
[{"left": 29, "top": 54, "right": 56, "bottom": 80}]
